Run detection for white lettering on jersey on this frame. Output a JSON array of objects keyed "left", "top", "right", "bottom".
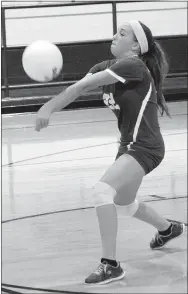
[{"left": 103, "top": 93, "right": 120, "bottom": 110}]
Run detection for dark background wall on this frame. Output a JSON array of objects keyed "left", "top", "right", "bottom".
[
  {"left": 2, "top": 35, "right": 188, "bottom": 85},
  {"left": 1, "top": 35, "right": 188, "bottom": 113}
]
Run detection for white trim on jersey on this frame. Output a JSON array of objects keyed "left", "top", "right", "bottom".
[
  {"left": 132, "top": 83, "right": 152, "bottom": 142},
  {"left": 86, "top": 73, "right": 93, "bottom": 76},
  {"left": 105, "top": 69, "right": 126, "bottom": 84}
]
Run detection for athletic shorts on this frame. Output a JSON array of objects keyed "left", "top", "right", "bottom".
[{"left": 115, "top": 144, "right": 165, "bottom": 175}]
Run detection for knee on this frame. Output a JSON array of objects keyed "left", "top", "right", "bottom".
[
  {"left": 114, "top": 198, "right": 139, "bottom": 217},
  {"left": 93, "top": 181, "right": 139, "bottom": 217},
  {"left": 93, "top": 181, "right": 116, "bottom": 207}
]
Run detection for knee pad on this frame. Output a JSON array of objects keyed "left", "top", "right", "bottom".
[
  {"left": 115, "top": 199, "right": 139, "bottom": 217},
  {"left": 93, "top": 181, "right": 116, "bottom": 207}
]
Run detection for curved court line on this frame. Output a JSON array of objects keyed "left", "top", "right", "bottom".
[
  {"left": 2, "top": 282, "right": 117, "bottom": 294},
  {"left": 2, "top": 196, "right": 187, "bottom": 224},
  {"left": 2, "top": 142, "right": 116, "bottom": 167},
  {"left": 1, "top": 287, "right": 23, "bottom": 294},
  {"left": 6, "top": 155, "right": 115, "bottom": 167},
  {"left": 2, "top": 147, "right": 187, "bottom": 167},
  {"left": 2, "top": 205, "right": 94, "bottom": 224},
  {"left": 2, "top": 146, "right": 187, "bottom": 168},
  {"left": 2, "top": 283, "right": 93, "bottom": 294}
]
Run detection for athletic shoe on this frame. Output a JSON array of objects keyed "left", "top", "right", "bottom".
[
  {"left": 150, "top": 221, "right": 185, "bottom": 249},
  {"left": 85, "top": 261, "right": 125, "bottom": 285}
]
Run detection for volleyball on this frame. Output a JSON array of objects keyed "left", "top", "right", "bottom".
[{"left": 22, "top": 40, "right": 63, "bottom": 83}]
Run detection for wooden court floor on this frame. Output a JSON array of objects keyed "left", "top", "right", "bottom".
[{"left": 2, "top": 101, "right": 187, "bottom": 293}]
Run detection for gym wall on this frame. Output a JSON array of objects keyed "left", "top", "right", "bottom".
[{"left": 3, "top": 1, "right": 187, "bottom": 46}]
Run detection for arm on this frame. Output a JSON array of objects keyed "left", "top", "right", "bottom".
[
  {"left": 42, "top": 70, "right": 119, "bottom": 114},
  {"left": 35, "top": 58, "right": 143, "bottom": 131},
  {"left": 35, "top": 71, "right": 118, "bottom": 132}
]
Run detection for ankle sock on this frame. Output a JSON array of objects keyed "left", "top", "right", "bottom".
[
  {"left": 159, "top": 223, "right": 173, "bottom": 236},
  {"left": 101, "top": 258, "right": 118, "bottom": 267}
]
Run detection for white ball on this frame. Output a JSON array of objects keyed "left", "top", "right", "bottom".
[{"left": 22, "top": 40, "right": 63, "bottom": 82}]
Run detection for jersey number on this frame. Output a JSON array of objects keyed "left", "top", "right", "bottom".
[{"left": 103, "top": 93, "right": 120, "bottom": 110}]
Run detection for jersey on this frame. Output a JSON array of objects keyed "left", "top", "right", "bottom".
[{"left": 87, "top": 56, "right": 164, "bottom": 156}]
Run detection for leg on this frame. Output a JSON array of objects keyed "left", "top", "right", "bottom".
[
  {"left": 133, "top": 201, "right": 170, "bottom": 231},
  {"left": 97, "top": 153, "right": 144, "bottom": 262},
  {"left": 85, "top": 153, "right": 144, "bottom": 284},
  {"left": 96, "top": 203, "right": 117, "bottom": 260},
  {"left": 85, "top": 151, "right": 184, "bottom": 284},
  {"left": 96, "top": 153, "right": 172, "bottom": 260}
]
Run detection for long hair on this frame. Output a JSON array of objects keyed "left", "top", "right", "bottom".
[{"left": 138, "top": 22, "right": 171, "bottom": 117}]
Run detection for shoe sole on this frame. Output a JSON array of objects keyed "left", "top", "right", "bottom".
[
  {"left": 85, "top": 270, "right": 126, "bottom": 285},
  {"left": 151, "top": 223, "right": 185, "bottom": 250}
]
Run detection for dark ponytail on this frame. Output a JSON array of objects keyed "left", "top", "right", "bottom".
[{"left": 139, "top": 22, "right": 171, "bottom": 117}]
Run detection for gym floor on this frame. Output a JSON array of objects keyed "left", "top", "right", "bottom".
[{"left": 2, "top": 101, "right": 187, "bottom": 294}]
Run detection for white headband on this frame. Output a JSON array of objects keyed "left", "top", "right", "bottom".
[{"left": 130, "top": 20, "right": 148, "bottom": 54}]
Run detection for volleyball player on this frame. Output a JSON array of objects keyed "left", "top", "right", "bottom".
[{"left": 35, "top": 20, "right": 184, "bottom": 285}]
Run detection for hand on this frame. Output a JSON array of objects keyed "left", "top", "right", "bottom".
[{"left": 35, "top": 105, "right": 52, "bottom": 132}]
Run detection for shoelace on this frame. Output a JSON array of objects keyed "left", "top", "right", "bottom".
[
  {"left": 156, "top": 234, "right": 164, "bottom": 245},
  {"left": 152, "top": 225, "right": 174, "bottom": 245},
  {"left": 152, "top": 233, "right": 163, "bottom": 245},
  {"left": 94, "top": 263, "right": 107, "bottom": 275}
]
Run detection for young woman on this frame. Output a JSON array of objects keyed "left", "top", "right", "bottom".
[{"left": 35, "top": 20, "right": 184, "bottom": 285}]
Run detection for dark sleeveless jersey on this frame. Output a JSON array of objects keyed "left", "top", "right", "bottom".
[{"left": 87, "top": 56, "right": 164, "bottom": 155}]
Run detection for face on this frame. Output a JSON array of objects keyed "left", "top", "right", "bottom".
[{"left": 111, "top": 23, "right": 138, "bottom": 58}]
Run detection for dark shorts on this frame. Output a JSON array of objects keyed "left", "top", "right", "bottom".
[{"left": 115, "top": 144, "right": 165, "bottom": 175}]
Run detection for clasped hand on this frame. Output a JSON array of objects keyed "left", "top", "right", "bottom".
[{"left": 35, "top": 105, "right": 52, "bottom": 132}]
